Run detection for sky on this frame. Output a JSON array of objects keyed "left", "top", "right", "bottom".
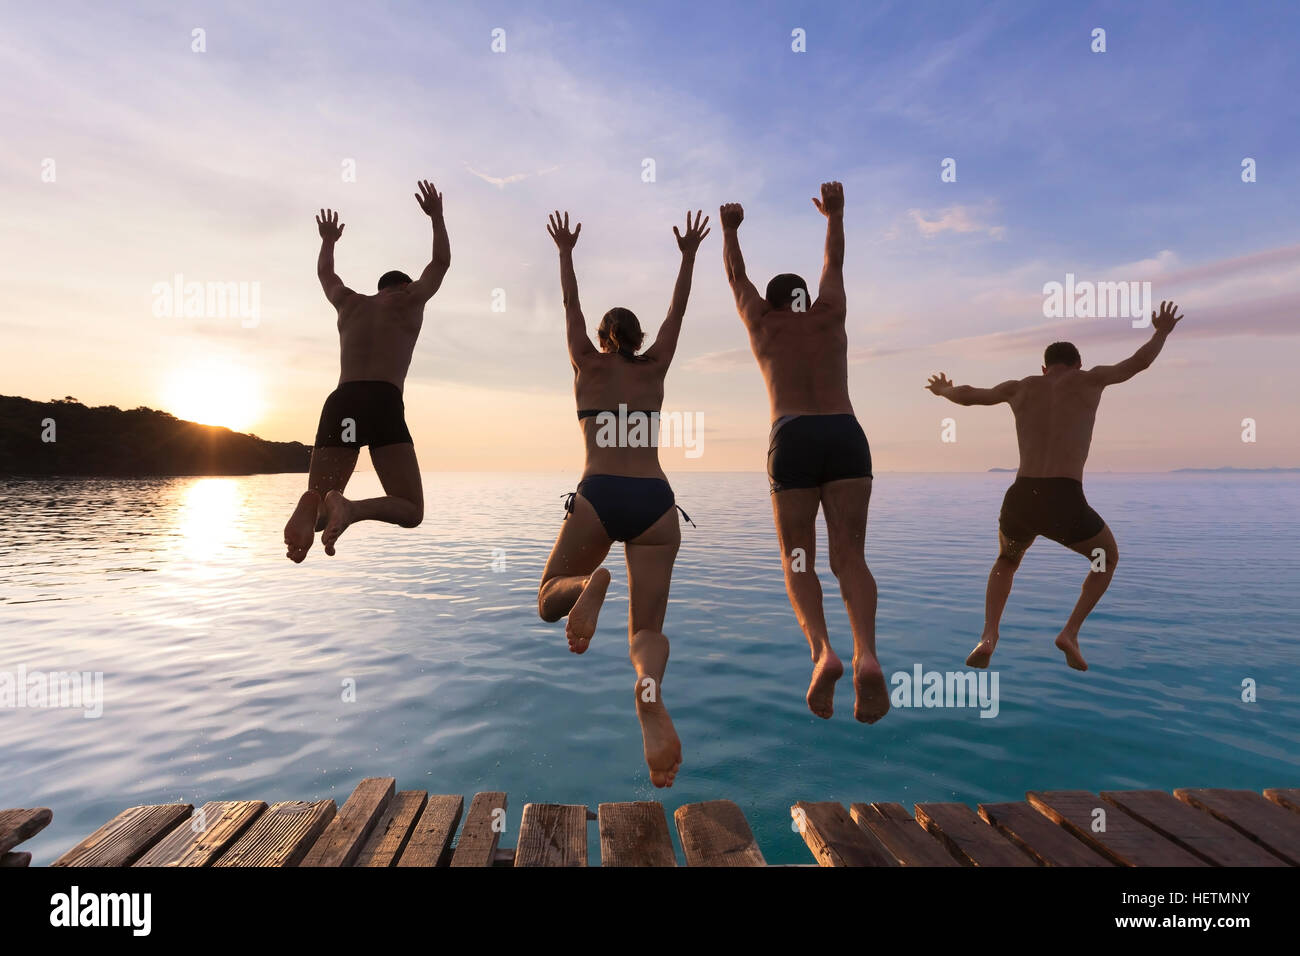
[{"left": 2, "top": 0, "right": 1297, "bottom": 472}]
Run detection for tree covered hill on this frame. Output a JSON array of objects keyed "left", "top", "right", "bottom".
[{"left": 0, "top": 395, "right": 310, "bottom": 476}]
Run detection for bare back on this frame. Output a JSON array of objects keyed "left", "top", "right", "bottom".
[
  {"left": 336, "top": 290, "right": 425, "bottom": 390},
  {"left": 574, "top": 351, "right": 669, "bottom": 480},
  {"left": 745, "top": 299, "right": 853, "bottom": 421},
  {"left": 1008, "top": 370, "right": 1106, "bottom": 481}
]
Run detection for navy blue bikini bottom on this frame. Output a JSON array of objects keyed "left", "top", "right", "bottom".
[{"left": 563, "top": 474, "right": 694, "bottom": 542}]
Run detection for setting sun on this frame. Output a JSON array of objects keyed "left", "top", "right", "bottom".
[{"left": 163, "top": 361, "right": 264, "bottom": 432}]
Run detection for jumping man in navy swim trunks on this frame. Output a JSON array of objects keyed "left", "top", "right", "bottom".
[
  {"left": 926, "top": 300, "right": 1185, "bottom": 670},
  {"left": 721, "top": 182, "right": 889, "bottom": 723},
  {"left": 282, "top": 180, "right": 451, "bottom": 562}
]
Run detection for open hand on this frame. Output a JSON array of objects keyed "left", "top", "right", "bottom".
[
  {"left": 414, "top": 180, "right": 443, "bottom": 218},
  {"left": 547, "top": 210, "right": 581, "bottom": 250},
  {"left": 1151, "top": 300, "right": 1183, "bottom": 334},
  {"left": 673, "top": 210, "right": 711, "bottom": 255},
  {"left": 316, "top": 209, "right": 344, "bottom": 241},
  {"left": 719, "top": 202, "right": 744, "bottom": 230},
  {"left": 925, "top": 372, "right": 954, "bottom": 395},
  {"left": 812, "top": 181, "right": 844, "bottom": 216}
]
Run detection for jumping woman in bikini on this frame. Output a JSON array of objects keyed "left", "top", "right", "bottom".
[{"left": 537, "top": 208, "right": 709, "bottom": 788}]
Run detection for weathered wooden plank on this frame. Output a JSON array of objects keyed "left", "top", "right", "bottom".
[
  {"left": 674, "top": 800, "right": 765, "bottom": 867},
  {"left": 1027, "top": 790, "right": 1207, "bottom": 867},
  {"left": 598, "top": 802, "right": 676, "bottom": 867},
  {"left": 793, "top": 801, "right": 896, "bottom": 867},
  {"left": 134, "top": 801, "right": 266, "bottom": 867},
  {"left": 1174, "top": 789, "right": 1300, "bottom": 865},
  {"left": 213, "top": 800, "right": 336, "bottom": 867},
  {"left": 355, "top": 791, "right": 429, "bottom": 867},
  {"left": 53, "top": 804, "right": 193, "bottom": 867},
  {"left": 449, "top": 792, "right": 508, "bottom": 868},
  {"left": 978, "top": 802, "right": 1114, "bottom": 867},
  {"left": 300, "top": 777, "right": 395, "bottom": 867},
  {"left": 514, "top": 803, "right": 588, "bottom": 867},
  {"left": 849, "top": 803, "right": 961, "bottom": 867},
  {"left": 914, "top": 803, "right": 1036, "bottom": 866},
  {"left": 0, "top": 808, "right": 53, "bottom": 855},
  {"left": 0, "top": 851, "right": 32, "bottom": 867},
  {"left": 396, "top": 794, "right": 464, "bottom": 867},
  {"left": 1264, "top": 789, "right": 1300, "bottom": 814},
  {"left": 1103, "top": 790, "right": 1287, "bottom": 867}
]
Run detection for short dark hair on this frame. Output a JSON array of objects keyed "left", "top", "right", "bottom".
[
  {"left": 765, "top": 273, "right": 810, "bottom": 311},
  {"left": 597, "top": 307, "right": 645, "bottom": 357},
  {"left": 1044, "top": 341, "right": 1082, "bottom": 368},
  {"left": 378, "top": 270, "right": 412, "bottom": 290}
]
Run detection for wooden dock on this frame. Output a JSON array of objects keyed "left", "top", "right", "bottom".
[{"left": 5, "top": 783, "right": 1298, "bottom": 867}]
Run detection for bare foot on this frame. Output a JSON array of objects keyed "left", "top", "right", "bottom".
[
  {"left": 966, "top": 636, "right": 997, "bottom": 668},
  {"left": 853, "top": 654, "right": 890, "bottom": 724},
  {"left": 565, "top": 567, "right": 610, "bottom": 654},
  {"left": 283, "top": 491, "right": 320, "bottom": 563},
  {"left": 635, "top": 678, "right": 682, "bottom": 788},
  {"left": 1055, "top": 631, "right": 1088, "bottom": 671},
  {"left": 320, "top": 490, "right": 354, "bottom": 556},
  {"left": 806, "top": 650, "right": 844, "bottom": 719}
]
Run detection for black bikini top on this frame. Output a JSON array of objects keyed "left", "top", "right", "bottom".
[{"left": 577, "top": 408, "right": 661, "bottom": 421}]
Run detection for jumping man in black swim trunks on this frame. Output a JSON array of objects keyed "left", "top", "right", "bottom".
[
  {"left": 926, "top": 300, "right": 1185, "bottom": 671},
  {"left": 536, "top": 209, "right": 709, "bottom": 787},
  {"left": 282, "top": 181, "right": 451, "bottom": 562},
  {"left": 721, "top": 182, "right": 889, "bottom": 723}
]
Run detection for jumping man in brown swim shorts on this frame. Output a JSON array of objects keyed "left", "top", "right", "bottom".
[{"left": 926, "top": 301, "right": 1185, "bottom": 671}]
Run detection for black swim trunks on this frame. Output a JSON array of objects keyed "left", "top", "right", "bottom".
[
  {"left": 564, "top": 475, "right": 694, "bottom": 542},
  {"left": 998, "top": 476, "right": 1105, "bottom": 546},
  {"left": 767, "top": 413, "right": 872, "bottom": 493},
  {"left": 313, "top": 380, "right": 413, "bottom": 449}
]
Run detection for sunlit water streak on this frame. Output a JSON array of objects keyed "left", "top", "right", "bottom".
[{"left": 1, "top": 472, "right": 1296, "bottom": 863}]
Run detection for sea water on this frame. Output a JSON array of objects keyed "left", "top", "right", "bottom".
[{"left": 1, "top": 472, "right": 1296, "bottom": 864}]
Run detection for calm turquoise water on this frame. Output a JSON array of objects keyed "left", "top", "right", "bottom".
[{"left": 1, "top": 472, "right": 1297, "bottom": 864}]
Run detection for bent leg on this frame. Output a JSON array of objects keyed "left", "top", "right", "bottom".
[
  {"left": 968, "top": 530, "right": 1034, "bottom": 667},
  {"left": 1056, "top": 524, "right": 1118, "bottom": 671},
  {"left": 284, "top": 446, "right": 359, "bottom": 562},
  {"left": 771, "top": 487, "right": 843, "bottom": 719},
  {"left": 311, "top": 447, "right": 359, "bottom": 531},
  {"left": 625, "top": 507, "right": 682, "bottom": 787},
  {"left": 319, "top": 442, "right": 423, "bottom": 556},
  {"left": 537, "top": 494, "right": 612, "bottom": 653},
  {"left": 822, "top": 477, "right": 888, "bottom": 724}
]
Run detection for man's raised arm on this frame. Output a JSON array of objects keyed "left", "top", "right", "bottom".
[
  {"left": 1087, "top": 300, "right": 1184, "bottom": 386},
  {"left": 812, "top": 181, "right": 845, "bottom": 309},
  {"left": 925, "top": 372, "right": 1021, "bottom": 406},
  {"left": 408, "top": 179, "right": 451, "bottom": 302},
  {"left": 316, "top": 208, "right": 354, "bottom": 307},
  {"left": 720, "top": 202, "right": 768, "bottom": 325}
]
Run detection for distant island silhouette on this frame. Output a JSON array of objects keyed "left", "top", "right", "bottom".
[
  {"left": 986, "top": 466, "right": 1298, "bottom": 474},
  {"left": 1172, "top": 466, "right": 1300, "bottom": 473},
  {"left": 1, "top": 395, "right": 309, "bottom": 477}
]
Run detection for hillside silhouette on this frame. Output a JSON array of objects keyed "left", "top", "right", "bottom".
[{"left": 1, "top": 395, "right": 309, "bottom": 476}]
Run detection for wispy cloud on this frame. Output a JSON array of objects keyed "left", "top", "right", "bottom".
[
  {"left": 687, "top": 347, "right": 753, "bottom": 371},
  {"left": 922, "top": 291, "right": 1300, "bottom": 362},
  {"left": 463, "top": 162, "right": 561, "bottom": 189},
  {"left": 890, "top": 203, "right": 1006, "bottom": 241}
]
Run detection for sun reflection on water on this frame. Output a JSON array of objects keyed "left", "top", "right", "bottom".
[{"left": 174, "top": 478, "right": 244, "bottom": 572}]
